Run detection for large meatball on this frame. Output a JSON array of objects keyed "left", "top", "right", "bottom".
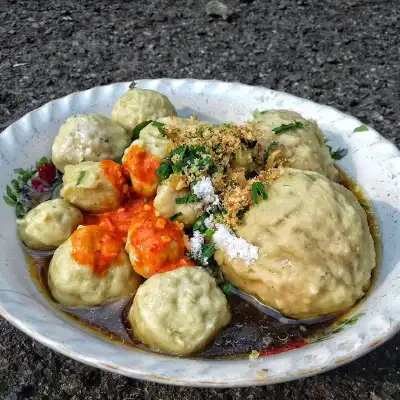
[
  {"left": 249, "top": 110, "right": 339, "bottom": 181},
  {"left": 128, "top": 267, "right": 231, "bottom": 355},
  {"left": 52, "top": 114, "right": 130, "bottom": 173},
  {"left": 48, "top": 226, "right": 142, "bottom": 307},
  {"left": 61, "top": 160, "right": 127, "bottom": 213},
  {"left": 216, "top": 169, "right": 375, "bottom": 319},
  {"left": 17, "top": 199, "right": 83, "bottom": 250},
  {"left": 111, "top": 87, "right": 177, "bottom": 135}
]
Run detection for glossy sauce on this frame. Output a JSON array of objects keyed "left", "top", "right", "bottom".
[{"left": 28, "top": 167, "right": 380, "bottom": 358}]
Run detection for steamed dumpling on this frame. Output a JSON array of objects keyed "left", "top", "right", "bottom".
[
  {"left": 249, "top": 110, "right": 339, "bottom": 181},
  {"left": 128, "top": 267, "right": 231, "bottom": 355},
  {"left": 216, "top": 169, "right": 375, "bottom": 319},
  {"left": 111, "top": 87, "right": 177, "bottom": 135},
  {"left": 48, "top": 225, "right": 142, "bottom": 307},
  {"left": 17, "top": 199, "right": 83, "bottom": 250},
  {"left": 61, "top": 160, "right": 127, "bottom": 213},
  {"left": 52, "top": 114, "right": 130, "bottom": 173}
]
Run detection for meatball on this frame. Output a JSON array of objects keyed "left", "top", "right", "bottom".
[
  {"left": 128, "top": 267, "right": 231, "bottom": 355},
  {"left": 17, "top": 199, "right": 83, "bottom": 250},
  {"left": 216, "top": 169, "right": 375, "bottom": 319},
  {"left": 48, "top": 226, "right": 142, "bottom": 307},
  {"left": 111, "top": 87, "right": 177, "bottom": 135},
  {"left": 249, "top": 110, "right": 339, "bottom": 181},
  {"left": 52, "top": 114, "right": 130, "bottom": 173},
  {"left": 61, "top": 160, "right": 127, "bottom": 213},
  {"left": 154, "top": 176, "right": 203, "bottom": 226}
]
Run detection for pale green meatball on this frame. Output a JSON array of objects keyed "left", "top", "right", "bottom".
[
  {"left": 112, "top": 88, "right": 177, "bottom": 135},
  {"left": 17, "top": 199, "right": 83, "bottom": 250},
  {"left": 52, "top": 114, "right": 130, "bottom": 173}
]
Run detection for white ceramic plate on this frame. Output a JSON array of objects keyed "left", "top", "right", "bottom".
[{"left": 1, "top": 79, "right": 399, "bottom": 387}]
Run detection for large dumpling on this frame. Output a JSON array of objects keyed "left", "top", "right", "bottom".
[
  {"left": 128, "top": 267, "right": 231, "bottom": 355},
  {"left": 17, "top": 199, "right": 83, "bottom": 250},
  {"left": 61, "top": 160, "right": 127, "bottom": 213},
  {"left": 52, "top": 114, "right": 130, "bottom": 173},
  {"left": 48, "top": 225, "right": 142, "bottom": 307},
  {"left": 249, "top": 110, "right": 339, "bottom": 181},
  {"left": 111, "top": 87, "right": 177, "bottom": 135},
  {"left": 215, "top": 169, "right": 375, "bottom": 319}
]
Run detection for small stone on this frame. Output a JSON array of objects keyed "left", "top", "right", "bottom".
[{"left": 205, "top": 1, "right": 233, "bottom": 20}]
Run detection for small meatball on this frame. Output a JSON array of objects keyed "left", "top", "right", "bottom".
[
  {"left": 48, "top": 225, "right": 142, "bottom": 307},
  {"left": 111, "top": 87, "right": 176, "bottom": 135},
  {"left": 154, "top": 176, "right": 203, "bottom": 226},
  {"left": 122, "top": 120, "right": 174, "bottom": 197},
  {"left": 61, "top": 160, "right": 127, "bottom": 213},
  {"left": 249, "top": 110, "right": 339, "bottom": 181},
  {"left": 128, "top": 267, "right": 231, "bottom": 355},
  {"left": 217, "top": 169, "right": 375, "bottom": 319},
  {"left": 17, "top": 199, "right": 83, "bottom": 250},
  {"left": 125, "top": 203, "right": 192, "bottom": 278},
  {"left": 52, "top": 114, "right": 130, "bottom": 173}
]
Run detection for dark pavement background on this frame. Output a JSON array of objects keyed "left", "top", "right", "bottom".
[{"left": 0, "top": 0, "right": 399, "bottom": 399}]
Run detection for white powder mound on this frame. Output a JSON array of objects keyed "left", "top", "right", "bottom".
[
  {"left": 204, "top": 214, "right": 214, "bottom": 229},
  {"left": 189, "top": 230, "right": 204, "bottom": 260},
  {"left": 213, "top": 224, "right": 258, "bottom": 263},
  {"left": 192, "top": 177, "right": 220, "bottom": 210}
]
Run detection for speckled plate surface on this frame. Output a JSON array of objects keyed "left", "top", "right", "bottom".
[{"left": 0, "top": 79, "right": 399, "bottom": 387}]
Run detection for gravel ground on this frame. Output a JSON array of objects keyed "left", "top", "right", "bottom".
[{"left": 1, "top": 0, "right": 400, "bottom": 398}]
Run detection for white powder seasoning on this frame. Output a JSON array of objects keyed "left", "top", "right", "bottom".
[
  {"left": 213, "top": 224, "right": 259, "bottom": 263},
  {"left": 192, "top": 177, "right": 220, "bottom": 210},
  {"left": 189, "top": 230, "right": 204, "bottom": 260}
]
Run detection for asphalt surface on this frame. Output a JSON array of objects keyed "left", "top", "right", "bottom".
[{"left": 1, "top": 0, "right": 400, "bottom": 399}]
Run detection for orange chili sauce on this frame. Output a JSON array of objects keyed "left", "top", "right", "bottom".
[
  {"left": 73, "top": 156, "right": 192, "bottom": 278},
  {"left": 123, "top": 144, "right": 161, "bottom": 197}
]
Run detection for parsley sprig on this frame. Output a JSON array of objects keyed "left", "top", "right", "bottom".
[
  {"left": 175, "top": 194, "right": 201, "bottom": 204},
  {"left": 327, "top": 145, "right": 348, "bottom": 160}
]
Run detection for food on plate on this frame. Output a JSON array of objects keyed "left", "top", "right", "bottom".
[
  {"left": 52, "top": 114, "right": 130, "bottom": 173},
  {"left": 153, "top": 175, "right": 203, "bottom": 226},
  {"left": 216, "top": 169, "right": 375, "bottom": 319},
  {"left": 128, "top": 267, "right": 231, "bottom": 355},
  {"left": 111, "top": 87, "right": 177, "bottom": 134},
  {"left": 48, "top": 225, "right": 142, "bottom": 307},
  {"left": 125, "top": 202, "right": 193, "bottom": 278},
  {"left": 17, "top": 199, "right": 83, "bottom": 250},
  {"left": 249, "top": 110, "right": 339, "bottom": 181},
  {"left": 6, "top": 84, "right": 377, "bottom": 358},
  {"left": 61, "top": 160, "right": 128, "bottom": 212}
]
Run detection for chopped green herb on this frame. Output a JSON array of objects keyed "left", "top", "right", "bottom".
[
  {"left": 76, "top": 171, "right": 85, "bottom": 186},
  {"left": 156, "top": 162, "right": 173, "bottom": 181},
  {"left": 152, "top": 121, "right": 166, "bottom": 136},
  {"left": 215, "top": 145, "right": 223, "bottom": 154},
  {"left": 129, "top": 81, "right": 136, "bottom": 89},
  {"left": 199, "top": 126, "right": 205, "bottom": 137},
  {"left": 170, "top": 212, "right": 183, "bottom": 221},
  {"left": 222, "top": 209, "right": 228, "bottom": 215},
  {"left": 264, "top": 141, "right": 280, "bottom": 164},
  {"left": 6, "top": 185, "right": 18, "bottom": 203},
  {"left": 221, "top": 283, "right": 234, "bottom": 296},
  {"left": 11, "top": 179, "right": 21, "bottom": 193},
  {"left": 201, "top": 243, "right": 216, "bottom": 262},
  {"left": 132, "top": 120, "right": 152, "bottom": 141},
  {"left": 216, "top": 167, "right": 225, "bottom": 174},
  {"left": 3, "top": 195, "right": 16, "bottom": 207},
  {"left": 204, "top": 228, "right": 215, "bottom": 238},
  {"left": 221, "top": 122, "right": 234, "bottom": 128},
  {"left": 175, "top": 194, "right": 201, "bottom": 204},
  {"left": 272, "top": 121, "right": 304, "bottom": 133},
  {"left": 251, "top": 182, "right": 268, "bottom": 204},
  {"left": 14, "top": 168, "right": 36, "bottom": 183},
  {"left": 193, "top": 214, "right": 207, "bottom": 233},
  {"left": 354, "top": 125, "right": 369, "bottom": 132},
  {"left": 169, "top": 145, "right": 213, "bottom": 177},
  {"left": 327, "top": 146, "right": 348, "bottom": 160}
]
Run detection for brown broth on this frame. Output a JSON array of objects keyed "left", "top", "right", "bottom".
[{"left": 28, "top": 168, "right": 381, "bottom": 358}]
